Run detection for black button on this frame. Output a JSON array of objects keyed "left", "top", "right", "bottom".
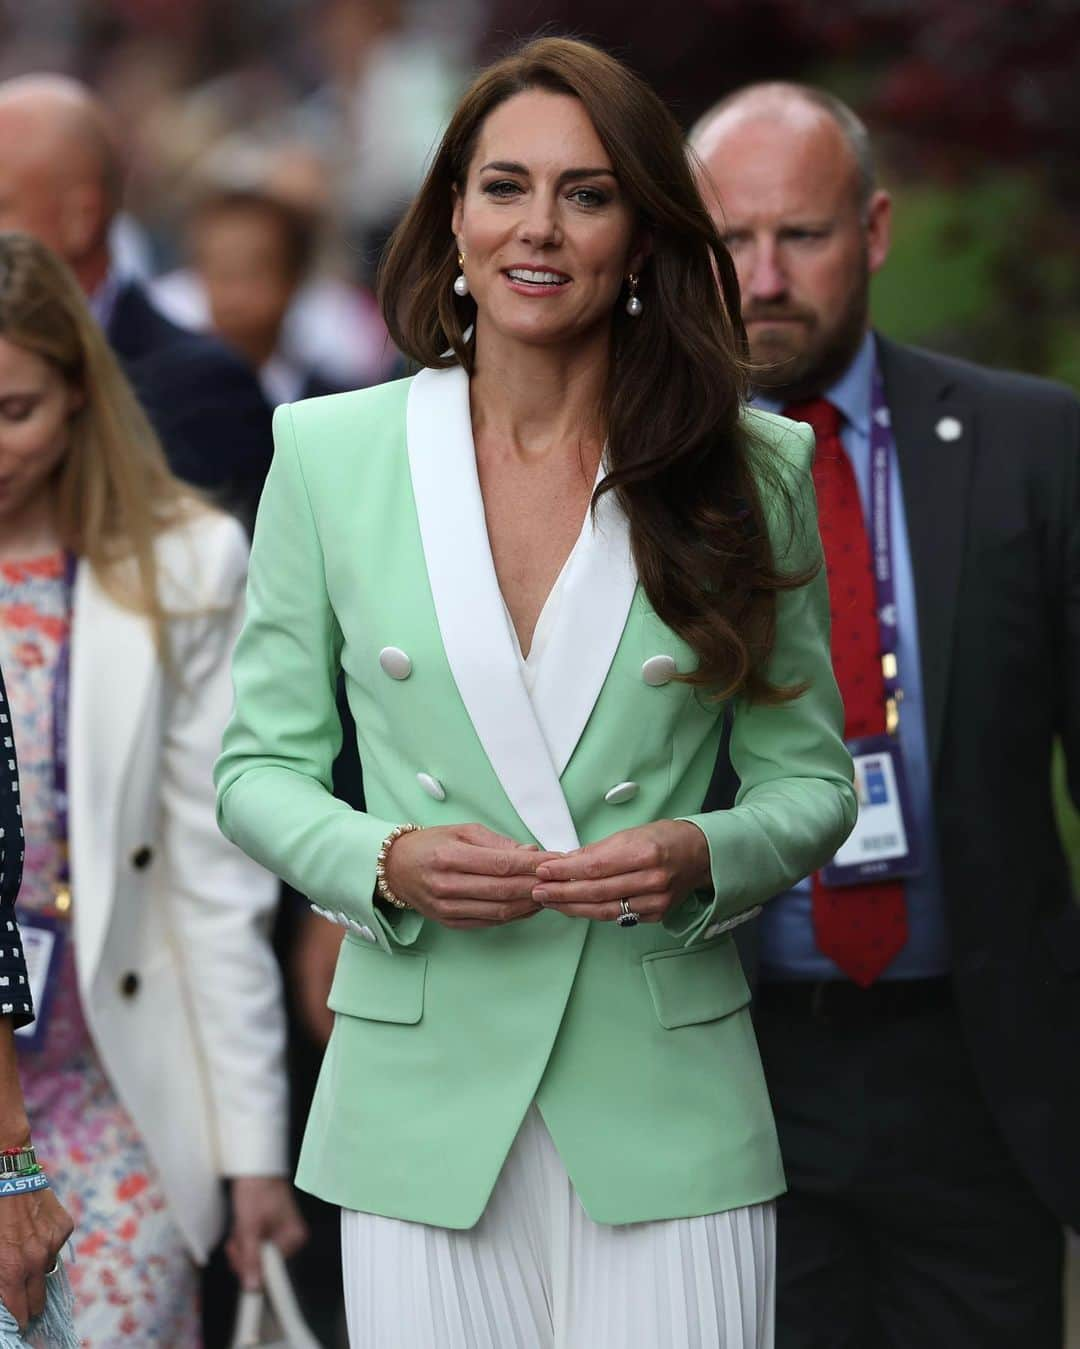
[
  {"left": 120, "top": 972, "right": 139, "bottom": 998},
  {"left": 131, "top": 846, "right": 154, "bottom": 871}
]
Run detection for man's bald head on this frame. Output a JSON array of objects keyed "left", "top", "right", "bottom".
[
  {"left": 691, "top": 83, "right": 876, "bottom": 215},
  {"left": 0, "top": 75, "right": 121, "bottom": 292},
  {"left": 689, "top": 83, "right": 891, "bottom": 401}
]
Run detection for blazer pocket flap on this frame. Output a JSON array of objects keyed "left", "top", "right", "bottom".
[
  {"left": 642, "top": 939, "right": 752, "bottom": 1029},
  {"left": 328, "top": 944, "right": 427, "bottom": 1024}
]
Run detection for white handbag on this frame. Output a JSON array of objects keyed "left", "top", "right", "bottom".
[{"left": 229, "top": 1243, "right": 324, "bottom": 1349}]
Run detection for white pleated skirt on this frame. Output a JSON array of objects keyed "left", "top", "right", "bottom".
[{"left": 341, "top": 1105, "right": 775, "bottom": 1348}]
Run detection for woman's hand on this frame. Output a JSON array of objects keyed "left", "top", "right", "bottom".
[
  {"left": 531, "top": 820, "right": 711, "bottom": 923},
  {"left": 0, "top": 1186, "right": 74, "bottom": 1329},
  {"left": 226, "top": 1176, "right": 308, "bottom": 1292},
  {"left": 0, "top": 1022, "right": 74, "bottom": 1329},
  {"left": 385, "top": 824, "right": 563, "bottom": 929}
]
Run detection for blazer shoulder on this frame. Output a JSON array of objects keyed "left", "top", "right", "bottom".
[
  {"left": 154, "top": 507, "right": 248, "bottom": 613},
  {"left": 283, "top": 375, "right": 413, "bottom": 441},
  {"left": 741, "top": 405, "right": 815, "bottom": 483},
  {"left": 738, "top": 407, "right": 819, "bottom": 572},
  {"left": 275, "top": 376, "right": 413, "bottom": 480}
]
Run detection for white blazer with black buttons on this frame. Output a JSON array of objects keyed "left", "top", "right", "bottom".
[{"left": 68, "top": 509, "right": 287, "bottom": 1262}]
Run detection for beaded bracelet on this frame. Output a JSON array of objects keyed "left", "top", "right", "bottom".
[
  {"left": 375, "top": 823, "right": 422, "bottom": 909},
  {"left": 0, "top": 1144, "right": 38, "bottom": 1177},
  {"left": 0, "top": 1170, "right": 50, "bottom": 1197}
]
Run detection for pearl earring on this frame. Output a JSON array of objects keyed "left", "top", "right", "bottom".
[
  {"left": 625, "top": 273, "right": 642, "bottom": 318},
  {"left": 453, "top": 252, "right": 469, "bottom": 297}
]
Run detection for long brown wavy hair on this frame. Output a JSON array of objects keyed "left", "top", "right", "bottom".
[
  {"left": 380, "top": 37, "right": 813, "bottom": 703},
  {"left": 0, "top": 231, "right": 203, "bottom": 650}
]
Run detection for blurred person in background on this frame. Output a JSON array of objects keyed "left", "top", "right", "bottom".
[
  {"left": 693, "top": 86, "right": 1080, "bottom": 1349},
  {"left": 189, "top": 187, "right": 346, "bottom": 405},
  {"left": 216, "top": 37, "right": 856, "bottom": 1348},
  {"left": 149, "top": 143, "right": 385, "bottom": 1348},
  {"left": 301, "top": 0, "right": 464, "bottom": 267},
  {"left": 0, "top": 231, "right": 306, "bottom": 1343},
  {"left": 0, "top": 74, "right": 273, "bottom": 530},
  {"left": 0, "top": 660, "right": 75, "bottom": 1334},
  {"left": 152, "top": 142, "right": 400, "bottom": 400}
]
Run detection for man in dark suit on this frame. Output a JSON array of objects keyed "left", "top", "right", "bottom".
[
  {"left": 0, "top": 76, "right": 272, "bottom": 528},
  {"left": 693, "top": 85, "right": 1079, "bottom": 1348}
]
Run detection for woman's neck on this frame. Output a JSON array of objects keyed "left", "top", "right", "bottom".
[
  {"left": 469, "top": 325, "right": 610, "bottom": 465},
  {"left": 0, "top": 485, "right": 61, "bottom": 562}
]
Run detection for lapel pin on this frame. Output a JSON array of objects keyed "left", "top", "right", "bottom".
[{"left": 935, "top": 415, "right": 963, "bottom": 442}]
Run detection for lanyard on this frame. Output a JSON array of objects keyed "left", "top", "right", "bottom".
[
  {"left": 49, "top": 553, "right": 76, "bottom": 915},
  {"left": 867, "top": 366, "right": 903, "bottom": 734}
]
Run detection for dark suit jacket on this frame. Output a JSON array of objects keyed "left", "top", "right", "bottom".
[
  {"left": 107, "top": 281, "right": 273, "bottom": 529},
  {"left": 710, "top": 335, "right": 1080, "bottom": 1228}
]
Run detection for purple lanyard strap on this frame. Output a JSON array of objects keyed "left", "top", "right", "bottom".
[{"left": 868, "top": 365, "right": 902, "bottom": 734}]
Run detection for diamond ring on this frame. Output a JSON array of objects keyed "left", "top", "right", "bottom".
[{"left": 616, "top": 900, "right": 640, "bottom": 928}]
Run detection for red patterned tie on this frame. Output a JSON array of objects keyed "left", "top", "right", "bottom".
[{"left": 784, "top": 398, "right": 908, "bottom": 986}]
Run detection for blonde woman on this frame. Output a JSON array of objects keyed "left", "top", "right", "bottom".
[{"left": 0, "top": 231, "right": 305, "bottom": 1344}]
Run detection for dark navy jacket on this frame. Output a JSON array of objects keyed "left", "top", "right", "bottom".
[{"left": 108, "top": 282, "right": 273, "bottom": 530}]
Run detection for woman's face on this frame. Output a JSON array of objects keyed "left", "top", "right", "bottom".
[
  {"left": 451, "top": 89, "right": 646, "bottom": 352},
  {"left": 0, "top": 337, "right": 81, "bottom": 527}
]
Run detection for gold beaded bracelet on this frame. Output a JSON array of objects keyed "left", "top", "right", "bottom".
[{"left": 375, "top": 823, "right": 422, "bottom": 909}]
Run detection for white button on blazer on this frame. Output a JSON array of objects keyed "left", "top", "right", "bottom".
[
  {"left": 641, "top": 655, "right": 677, "bottom": 686},
  {"left": 417, "top": 772, "right": 446, "bottom": 801},
  {"left": 379, "top": 646, "right": 413, "bottom": 680}
]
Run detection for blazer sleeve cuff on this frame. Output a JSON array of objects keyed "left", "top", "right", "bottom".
[
  {"left": 218, "top": 1133, "right": 290, "bottom": 1179},
  {"left": 662, "top": 811, "right": 787, "bottom": 947}
]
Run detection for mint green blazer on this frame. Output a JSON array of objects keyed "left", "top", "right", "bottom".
[{"left": 215, "top": 364, "right": 856, "bottom": 1229}]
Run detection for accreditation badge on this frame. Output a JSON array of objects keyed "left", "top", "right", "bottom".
[
  {"left": 819, "top": 735, "right": 922, "bottom": 886},
  {"left": 13, "top": 912, "right": 65, "bottom": 1052}
]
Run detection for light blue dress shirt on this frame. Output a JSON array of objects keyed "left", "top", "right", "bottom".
[{"left": 753, "top": 331, "right": 950, "bottom": 980}]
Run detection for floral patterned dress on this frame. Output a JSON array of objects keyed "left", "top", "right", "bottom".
[{"left": 1, "top": 553, "right": 201, "bottom": 1347}]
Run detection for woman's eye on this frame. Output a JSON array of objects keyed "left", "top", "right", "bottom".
[
  {"left": 569, "top": 187, "right": 608, "bottom": 207},
  {"left": 0, "top": 399, "right": 34, "bottom": 422},
  {"left": 483, "top": 180, "right": 522, "bottom": 198}
]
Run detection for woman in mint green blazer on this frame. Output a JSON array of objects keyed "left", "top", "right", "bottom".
[{"left": 216, "top": 36, "right": 855, "bottom": 1349}]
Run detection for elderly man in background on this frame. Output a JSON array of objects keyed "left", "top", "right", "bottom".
[
  {"left": 693, "top": 86, "right": 1079, "bottom": 1348},
  {"left": 0, "top": 75, "right": 272, "bottom": 529}
]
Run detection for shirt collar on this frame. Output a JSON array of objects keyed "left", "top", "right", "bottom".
[
  {"left": 260, "top": 352, "right": 305, "bottom": 409},
  {"left": 88, "top": 267, "right": 123, "bottom": 333},
  {"left": 752, "top": 328, "right": 877, "bottom": 437}
]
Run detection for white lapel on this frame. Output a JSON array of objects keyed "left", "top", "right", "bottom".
[
  {"left": 527, "top": 474, "right": 636, "bottom": 776},
  {"left": 69, "top": 560, "right": 157, "bottom": 991},
  {"left": 407, "top": 364, "right": 634, "bottom": 852}
]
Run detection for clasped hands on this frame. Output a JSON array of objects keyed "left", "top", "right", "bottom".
[{"left": 385, "top": 821, "right": 711, "bottom": 929}]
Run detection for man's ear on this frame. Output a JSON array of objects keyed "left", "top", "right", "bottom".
[
  {"left": 866, "top": 189, "right": 891, "bottom": 276},
  {"left": 58, "top": 179, "right": 107, "bottom": 262}
]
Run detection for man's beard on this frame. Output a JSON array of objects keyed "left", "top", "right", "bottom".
[{"left": 745, "top": 265, "right": 870, "bottom": 404}]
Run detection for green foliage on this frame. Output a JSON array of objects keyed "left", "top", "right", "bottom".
[
  {"left": 871, "top": 178, "right": 1024, "bottom": 343},
  {"left": 870, "top": 171, "right": 1079, "bottom": 392}
]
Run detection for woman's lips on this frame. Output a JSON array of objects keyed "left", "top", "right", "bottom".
[{"left": 503, "top": 266, "right": 572, "bottom": 295}]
